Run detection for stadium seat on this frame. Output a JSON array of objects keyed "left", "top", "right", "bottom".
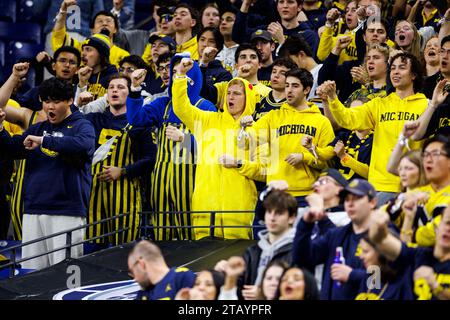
[
  {"left": 5, "top": 42, "right": 44, "bottom": 66},
  {"left": 0, "top": 41, "right": 4, "bottom": 66},
  {"left": 0, "top": 1, "right": 16, "bottom": 23},
  {"left": 0, "top": 21, "right": 42, "bottom": 44},
  {"left": 17, "top": 0, "right": 47, "bottom": 24}
]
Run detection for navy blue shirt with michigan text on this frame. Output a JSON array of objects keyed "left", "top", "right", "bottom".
[{"left": 135, "top": 267, "right": 196, "bottom": 300}]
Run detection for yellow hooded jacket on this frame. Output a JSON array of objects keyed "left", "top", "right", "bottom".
[
  {"left": 172, "top": 76, "right": 258, "bottom": 240},
  {"left": 240, "top": 102, "right": 335, "bottom": 197},
  {"left": 329, "top": 92, "right": 428, "bottom": 192},
  {"left": 51, "top": 26, "right": 129, "bottom": 68}
]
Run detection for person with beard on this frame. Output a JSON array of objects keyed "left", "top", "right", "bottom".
[
  {"left": 0, "top": 77, "right": 95, "bottom": 270},
  {"left": 81, "top": 74, "right": 156, "bottom": 246},
  {"left": 250, "top": 30, "right": 276, "bottom": 88},
  {"left": 126, "top": 53, "right": 216, "bottom": 241},
  {"left": 77, "top": 33, "right": 118, "bottom": 100},
  {"left": 128, "top": 240, "right": 196, "bottom": 300}
]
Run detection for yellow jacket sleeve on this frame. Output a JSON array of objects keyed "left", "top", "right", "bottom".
[
  {"left": 172, "top": 77, "right": 211, "bottom": 131},
  {"left": 328, "top": 97, "right": 376, "bottom": 131},
  {"left": 142, "top": 44, "right": 152, "bottom": 65},
  {"left": 341, "top": 154, "right": 369, "bottom": 179},
  {"left": 415, "top": 215, "right": 440, "bottom": 247},
  {"left": 51, "top": 26, "right": 82, "bottom": 52},
  {"left": 315, "top": 145, "right": 335, "bottom": 161},
  {"left": 317, "top": 26, "right": 335, "bottom": 62}
]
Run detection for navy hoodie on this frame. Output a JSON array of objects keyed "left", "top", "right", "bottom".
[
  {"left": 292, "top": 218, "right": 366, "bottom": 300},
  {"left": 0, "top": 111, "right": 95, "bottom": 217}
]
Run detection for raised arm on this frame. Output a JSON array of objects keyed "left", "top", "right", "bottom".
[
  {"left": 411, "top": 80, "right": 449, "bottom": 141},
  {"left": 368, "top": 210, "right": 403, "bottom": 261},
  {"left": 317, "top": 81, "right": 376, "bottom": 131},
  {"left": 439, "top": 9, "right": 450, "bottom": 43}
]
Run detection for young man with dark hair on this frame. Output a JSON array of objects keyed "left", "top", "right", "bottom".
[
  {"left": 0, "top": 77, "right": 95, "bottom": 270},
  {"left": 18, "top": 46, "right": 81, "bottom": 112},
  {"left": 250, "top": 30, "right": 276, "bottom": 87},
  {"left": 77, "top": 33, "right": 118, "bottom": 100},
  {"left": 201, "top": 43, "right": 272, "bottom": 110},
  {"left": 215, "top": 189, "right": 298, "bottom": 299},
  {"left": 398, "top": 135, "right": 450, "bottom": 247},
  {"left": 317, "top": 52, "right": 429, "bottom": 206},
  {"left": 232, "top": 0, "right": 319, "bottom": 54},
  {"left": 227, "top": 68, "right": 335, "bottom": 205},
  {"left": 173, "top": 3, "right": 200, "bottom": 60},
  {"left": 254, "top": 57, "right": 298, "bottom": 120},
  {"left": 52, "top": 2, "right": 130, "bottom": 68},
  {"left": 216, "top": 8, "right": 239, "bottom": 75},
  {"left": 80, "top": 74, "right": 156, "bottom": 247},
  {"left": 279, "top": 35, "right": 323, "bottom": 106},
  {"left": 292, "top": 179, "right": 378, "bottom": 300}
]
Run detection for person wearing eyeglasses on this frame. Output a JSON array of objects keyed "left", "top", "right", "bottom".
[
  {"left": 394, "top": 135, "right": 450, "bottom": 247},
  {"left": 127, "top": 240, "right": 196, "bottom": 300}
]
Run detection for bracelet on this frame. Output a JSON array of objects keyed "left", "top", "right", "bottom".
[
  {"left": 341, "top": 154, "right": 351, "bottom": 163},
  {"left": 121, "top": 167, "right": 127, "bottom": 176}
]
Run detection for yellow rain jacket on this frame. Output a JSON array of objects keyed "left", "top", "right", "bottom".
[
  {"left": 172, "top": 76, "right": 258, "bottom": 240},
  {"left": 51, "top": 26, "right": 129, "bottom": 68},
  {"left": 240, "top": 102, "right": 335, "bottom": 197},
  {"left": 328, "top": 92, "right": 428, "bottom": 192}
]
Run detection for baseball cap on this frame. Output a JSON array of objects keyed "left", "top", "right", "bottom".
[
  {"left": 157, "top": 6, "right": 175, "bottom": 22},
  {"left": 319, "top": 168, "right": 348, "bottom": 188},
  {"left": 250, "top": 29, "right": 273, "bottom": 43},
  {"left": 148, "top": 34, "right": 177, "bottom": 51},
  {"left": 340, "top": 179, "right": 377, "bottom": 200}
]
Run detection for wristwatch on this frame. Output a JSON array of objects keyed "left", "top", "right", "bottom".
[
  {"left": 121, "top": 167, "right": 127, "bottom": 176},
  {"left": 236, "top": 160, "right": 243, "bottom": 169}
]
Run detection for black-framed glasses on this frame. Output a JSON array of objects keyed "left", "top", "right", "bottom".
[
  {"left": 422, "top": 150, "right": 448, "bottom": 160},
  {"left": 56, "top": 58, "right": 78, "bottom": 66},
  {"left": 156, "top": 65, "right": 170, "bottom": 73}
]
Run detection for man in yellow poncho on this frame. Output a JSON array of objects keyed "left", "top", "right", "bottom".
[{"left": 172, "top": 57, "right": 259, "bottom": 240}]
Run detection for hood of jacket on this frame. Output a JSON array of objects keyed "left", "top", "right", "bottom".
[
  {"left": 222, "top": 77, "right": 257, "bottom": 122},
  {"left": 168, "top": 52, "right": 203, "bottom": 101},
  {"left": 254, "top": 227, "right": 295, "bottom": 285}
]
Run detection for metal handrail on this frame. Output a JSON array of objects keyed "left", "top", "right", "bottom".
[{"left": 0, "top": 210, "right": 263, "bottom": 278}]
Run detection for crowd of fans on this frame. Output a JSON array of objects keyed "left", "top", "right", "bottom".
[{"left": 0, "top": 0, "right": 450, "bottom": 300}]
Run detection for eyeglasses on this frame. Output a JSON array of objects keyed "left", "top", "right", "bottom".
[
  {"left": 160, "top": 14, "right": 173, "bottom": 23},
  {"left": 440, "top": 49, "right": 450, "bottom": 56},
  {"left": 56, "top": 58, "right": 78, "bottom": 66},
  {"left": 118, "top": 67, "right": 136, "bottom": 73},
  {"left": 422, "top": 150, "right": 448, "bottom": 160},
  {"left": 157, "top": 65, "right": 170, "bottom": 73}
]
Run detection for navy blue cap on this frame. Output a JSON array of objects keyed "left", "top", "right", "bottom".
[
  {"left": 320, "top": 168, "right": 348, "bottom": 187},
  {"left": 148, "top": 34, "right": 177, "bottom": 51},
  {"left": 340, "top": 179, "right": 377, "bottom": 199}
]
